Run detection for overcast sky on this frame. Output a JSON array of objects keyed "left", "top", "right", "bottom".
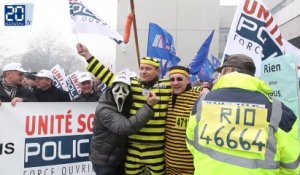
[
  {"left": 220, "top": 0, "right": 239, "bottom": 6},
  {"left": 0, "top": 0, "right": 118, "bottom": 67},
  {"left": 0, "top": 0, "right": 239, "bottom": 68}
]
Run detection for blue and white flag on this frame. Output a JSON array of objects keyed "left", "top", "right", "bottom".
[
  {"left": 223, "top": 0, "right": 285, "bottom": 75},
  {"left": 189, "top": 30, "right": 214, "bottom": 75},
  {"left": 147, "top": 23, "right": 180, "bottom": 66},
  {"left": 69, "top": 0, "right": 123, "bottom": 44}
]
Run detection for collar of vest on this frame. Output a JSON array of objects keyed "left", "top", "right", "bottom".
[{"left": 213, "top": 72, "right": 272, "bottom": 97}]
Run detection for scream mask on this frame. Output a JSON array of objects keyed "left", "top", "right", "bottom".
[{"left": 112, "top": 82, "right": 130, "bottom": 112}]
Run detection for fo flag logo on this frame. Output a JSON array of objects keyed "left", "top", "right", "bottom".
[
  {"left": 235, "top": 11, "right": 283, "bottom": 60},
  {"left": 4, "top": 3, "right": 33, "bottom": 26},
  {"left": 223, "top": 0, "right": 285, "bottom": 75}
]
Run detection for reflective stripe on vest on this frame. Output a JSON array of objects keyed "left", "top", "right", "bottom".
[
  {"left": 280, "top": 155, "right": 300, "bottom": 169},
  {"left": 187, "top": 98, "right": 283, "bottom": 169}
]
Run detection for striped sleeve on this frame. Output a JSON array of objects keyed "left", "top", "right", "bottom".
[{"left": 87, "top": 57, "right": 115, "bottom": 87}]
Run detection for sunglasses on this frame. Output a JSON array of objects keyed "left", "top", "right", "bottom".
[{"left": 170, "top": 77, "right": 184, "bottom": 82}]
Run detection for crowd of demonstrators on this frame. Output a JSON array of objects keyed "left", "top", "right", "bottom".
[
  {"left": 90, "top": 73, "right": 159, "bottom": 175},
  {"left": 187, "top": 54, "right": 300, "bottom": 175},
  {"left": 1, "top": 44, "right": 298, "bottom": 175},
  {"left": 34, "top": 69, "right": 70, "bottom": 102},
  {"left": 77, "top": 41, "right": 299, "bottom": 175},
  {"left": 165, "top": 66, "right": 207, "bottom": 174},
  {"left": 77, "top": 43, "right": 172, "bottom": 175},
  {"left": 0, "top": 62, "right": 37, "bottom": 106},
  {"left": 72, "top": 72, "right": 101, "bottom": 102},
  {"left": 0, "top": 62, "right": 103, "bottom": 103}
]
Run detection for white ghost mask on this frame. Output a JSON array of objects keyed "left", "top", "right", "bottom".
[{"left": 112, "top": 82, "right": 130, "bottom": 112}]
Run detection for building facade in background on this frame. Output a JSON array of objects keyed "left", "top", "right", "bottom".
[
  {"left": 116, "top": 0, "right": 219, "bottom": 72},
  {"left": 115, "top": 0, "right": 299, "bottom": 73}
]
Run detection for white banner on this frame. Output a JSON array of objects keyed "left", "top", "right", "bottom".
[
  {"left": 260, "top": 54, "right": 299, "bottom": 116},
  {"left": 283, "top": 40, "right": 300, "bottom": 77},
  {"left": 0, "top": 102, "right": 97, "bottom": 175},
  {"left": 224, "top": 0, "right": 285, "bottom": 76},
  {"left": 66, "top": 71, "right": 81, "bottom": 101},
  {"left": 51, "top": 64, "right": 68, "bottom": 91}
]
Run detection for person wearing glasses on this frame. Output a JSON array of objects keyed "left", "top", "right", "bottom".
[
  {"left": 76, "top": 43, "right": 171, "bottom": 175},
  {"left": 0, "top": 62, "right": 37, "bottom": 106},
  {"left": 165, "top": 66, "right": 209, "bottom": 175}
]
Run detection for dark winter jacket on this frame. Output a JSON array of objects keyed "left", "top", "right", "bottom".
[
  {"left": 89, "top": 89, "right": 154, "bottom": 166},
  {"left": 72, "top": 91, "right": 101, "bottom": 102},
  {"left": 0, "top": 80, "right": 37, "bottom": 102},
  {"left": 34, "top": 85, "right": 70, "bottom": 102}
]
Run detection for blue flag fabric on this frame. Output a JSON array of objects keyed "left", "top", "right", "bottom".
[
  {"left": 147, "top": 23, "right": 180, "bottom": 66},
  {"left": 211, "top": 55, "right": 221, "bottom": 69},
  {"left": 160, "top": 60, "right": 170, "bottom": 78},
  {"left": 189, "top": 30, "right": 214, "bottom": 75},
  {"left": 190, "top": 74, "right": 199, "bottom": 83},
  {"left": 196, "top": 57, "right": 215, "bottom": 82}
]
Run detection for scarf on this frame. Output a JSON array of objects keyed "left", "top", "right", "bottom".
[{"left": 1, "top": 79, "right": 18, "bottom": 99}]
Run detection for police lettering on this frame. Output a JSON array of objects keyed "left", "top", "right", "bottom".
[
  {"left": 66, "top": 79, "right": 79, "bottom": 97},
  {"left": 25, "top": 140, "right": 88, "bottom": 162},
  {"left": 24, "top": 135, "right": 91, "bottom": 167}
]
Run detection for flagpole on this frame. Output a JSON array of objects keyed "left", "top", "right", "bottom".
[{"left": 130, "top": 0, "right": 141, "bottom": 67}]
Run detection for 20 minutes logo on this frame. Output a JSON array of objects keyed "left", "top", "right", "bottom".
[{"left": 4, "top": 3, "right": 33, "bottom": 26}]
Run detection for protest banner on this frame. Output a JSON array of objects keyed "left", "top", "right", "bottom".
[
  {"left": 0, "top": 102, "right": 97, "bottom": 175},
  {"left": 260, "top": 54, "right": 299, "bottom": 116}
]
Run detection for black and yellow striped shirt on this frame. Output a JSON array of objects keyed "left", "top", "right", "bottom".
[
  {"left": 87, "top": 57, "right": 172, "bottom": 144},
  {"left": 165, "top": 89, "right": 201, "bottom": 174}
]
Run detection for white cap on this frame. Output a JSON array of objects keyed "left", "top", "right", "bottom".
[
  {"left": 78, "top": 72, "right": 92, "bottom": 83},
  {"left": 35, "top": 69, "right": 54, "bottom": 80},
  {"left": 112, "top": 73, "right": 131, "bottom": 85},
  {"left": 2, "top": 62, "right": 27, "bottom": 72}
]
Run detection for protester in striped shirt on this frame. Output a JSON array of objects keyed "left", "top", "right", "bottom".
[
  {"left": 165, "top": 66, "right": 209, "bottom": 175},
  {"left": 76, "top": 43, "right": 171, "bottom": 175}
]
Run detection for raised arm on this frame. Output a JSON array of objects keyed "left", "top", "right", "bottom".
[
  {"left": 76, "top": 43, "right": 93, "bottom": 60},
  {"left": 76, "top": 43, "right": 116, "bottom": 87}
]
